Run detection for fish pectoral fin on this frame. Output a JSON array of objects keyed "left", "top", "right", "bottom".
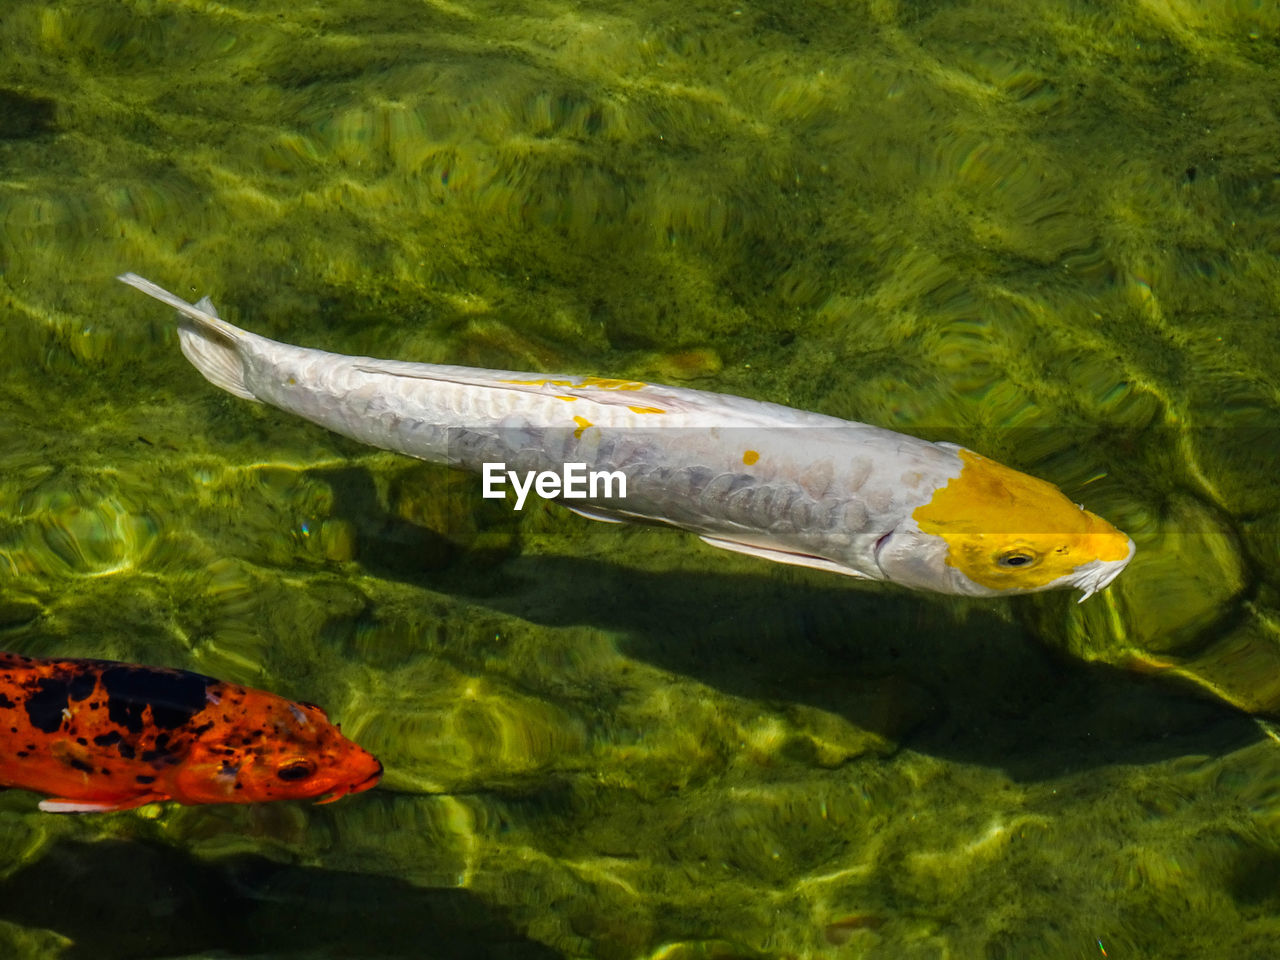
[
  {"left": 563, "top": 503, "right": 632, "bottom": 524},
  {"left": 697, "top": 536, "right": 875, "bottom": 579},
  {"left": 38, "top": 795, "right": 160, "bottom": 814}
]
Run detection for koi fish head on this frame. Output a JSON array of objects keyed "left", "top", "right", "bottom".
[
  {"left": 169, "top": 694, "right": 382, "bottom": 806},
  {"left": 876, "top": 447, "right": 1135, "bottom": 600}
]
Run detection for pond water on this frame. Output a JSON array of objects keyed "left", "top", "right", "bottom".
[{"left": 2, "top": 1, "right": 1280, "bottom": 957}]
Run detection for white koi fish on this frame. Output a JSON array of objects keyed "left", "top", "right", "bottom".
[{"left": 119, "top": 273, "right": 1134, "bottom": 600}]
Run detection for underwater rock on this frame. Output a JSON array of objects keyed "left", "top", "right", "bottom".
[
  {"left": 0, "top": 597, "right": 42, "bottom": 631},
  {"left": 1125, "top": 593, "right": 1280, "bottom": 716},
  {"left": 1111, "top": 494, "right": 1245, "bottom": 656},
  {"left": 0, "top": 89, "right": 55, "bottom": 139},
  {"left": 823, "top": 913, "right": 885, "bottom": 945},
  {"left": 634, "top": 940, "right": 768, "bottom": 960},
  {"left": 643, "top": 347, "right": 724, "bottom": 381},
  {"left": 781, "top": 679, "right": 935, "bottom": 766},
  {"left": 386, "top": 463, "right": 520, "bottom": 570},
  {"left": 9, "top": 479, "right": 159, "bottom": 581},
  {"left": 1031, "top": 492, "right": 1280, "bottom": 711}
]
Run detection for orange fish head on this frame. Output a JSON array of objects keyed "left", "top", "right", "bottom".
[{"left": 170, "top": 698, "right": 382, "bottom": 807}]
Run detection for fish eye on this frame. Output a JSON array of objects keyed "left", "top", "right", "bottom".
[
  {"left": 276, "top": 759, "right": 317, "bottom": 781},
  {"left": 997, "top": 549, "right": 1037, "bottom": 568}
]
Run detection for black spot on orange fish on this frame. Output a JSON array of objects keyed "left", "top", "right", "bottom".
[
  {"left": 101, "top": 665, "right": 212, "bottom": 733},
  {"left": 0, "top": 693, "right": 14, "bottom": 709},
  {"left": 117, "top": 742, "right": 136, "bottom": 760},
  {"left": 140, "top": 733, "right": 174, "bottom": 764},
  {"left": 92, "top": 731, "right": 122, "bottom": 748},
  {"left": 68, "top": 672, "right": 95, "bottom": 701},
  {"left": 25, "top": 678, "right": 69, "bottom": 733},
  {"left": 67, "top": 757, "right": 93, "bottom": 774},
  {"left": 135, "top": 775, "right": 155, "bottom": 784}
]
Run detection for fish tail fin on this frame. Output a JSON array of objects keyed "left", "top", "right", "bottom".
[{"left": 117, "top": 272, "right": 257, "bottom": 401}]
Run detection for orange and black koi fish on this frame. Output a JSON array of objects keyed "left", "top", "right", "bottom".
[{"left": 0, "top": 653, "right": 382, "bottom": 813}]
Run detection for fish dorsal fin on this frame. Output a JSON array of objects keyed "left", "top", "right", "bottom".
[
  {"left": 351, "top": 362, "right": 699, "bottom": 414},
  {"left": 348, "top": 361, "right": 855, "bottom": 428}
]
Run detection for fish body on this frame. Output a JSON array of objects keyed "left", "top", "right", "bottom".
[
  {"left": 120, "top": 273, "right": 1134, "bottom": 599},
  {"left": 0, "top": 652, "right": 382, "bottom": 813}
]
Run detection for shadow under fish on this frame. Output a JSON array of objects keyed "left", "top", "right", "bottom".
[{"left": 0, "top": 837, "right": 560, "bottom": 960}]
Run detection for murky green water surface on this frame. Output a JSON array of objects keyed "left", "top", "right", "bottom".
[{"left": 3, "top": 0, "right": 1280, "bottom": 956}]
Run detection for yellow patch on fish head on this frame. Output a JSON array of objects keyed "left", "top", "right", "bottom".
[{"left": 913, "top": 449, "right": 1132, "bottom": 594}]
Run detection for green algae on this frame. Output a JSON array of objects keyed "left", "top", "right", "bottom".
[{"left": 3, "top": 0, "right": 1280, "bottom": 957}]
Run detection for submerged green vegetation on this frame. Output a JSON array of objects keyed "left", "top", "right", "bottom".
[{"left": 2, "top": 0, "right": 1280, "bottom": 956}]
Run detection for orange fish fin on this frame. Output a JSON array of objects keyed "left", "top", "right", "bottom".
[{"left": 38, "top": 795, "right": 161, "bottom": 814}]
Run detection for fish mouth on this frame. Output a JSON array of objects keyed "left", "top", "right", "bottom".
[
  {"left": 315, "top": 759, "right": 383, "bottom": 805},
  {"left": 354, "top": 760, "right": 384, "bottom": 793},
  {"left": 1072, "top": 537, "right": 1137, "bottom": 602}
]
